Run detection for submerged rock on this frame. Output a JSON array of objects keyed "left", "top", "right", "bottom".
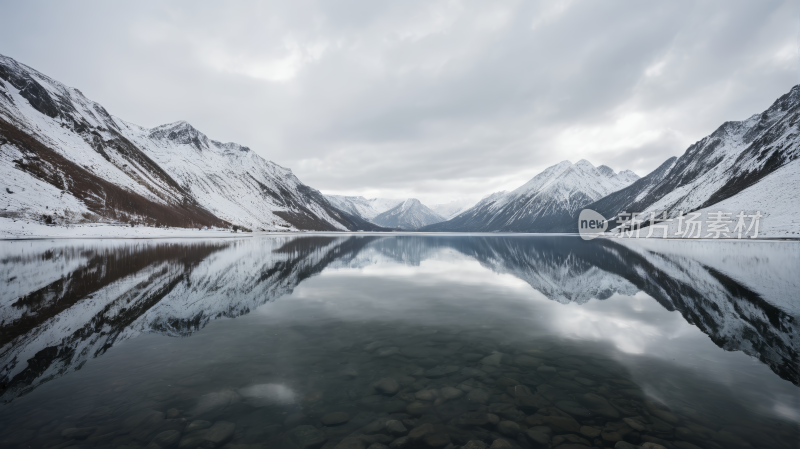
[
  {"left": 61, "top": 427, "right": 97, "bottom": 440},
  {"left": 185, "top": 420, "right": 212, "bottom": 433},
  {"left": 525, "top": 430, "right": 550, "bottom": 448},
  {"left": 463, "top": 440, "right": 488, "bottom": 449},
  {"left": 149, "top": 430, "right": 181, "bottom": 448},
  {"left": 489, "top": 439, "right": 512, "bottom": 449},
  {"left": 284, "top": 413, "right": 308, "bottom": 428},
  {"left": 406, "top": 401, "right": 431, "bottom": 416},
  {"left": 496, "top": 421, "right": 520, "bottom": 437},
  {"left": 408, "top": 423, "right": 435, "bottom": 441},
  {"left": 191, "top": 390, "right": 241, "bottom": 416},
  {"left": 579, "top": 426, "right": 601, "bottom": 438},
  {"left": 578, "top": 393, "right": 618, "bottom": 418},
  {"left": 555, "top": 400, "right": 592, "bottom": 417},
  {"left": 373, "top": 378, "right": 400, "bottom": 396},
  {"left": 178, "top": 421, "right": 235, "bottom": 449},
  {"left": 440, "top": 386, "right": 463, "bottom": 399},
  {"left": 465, "top": 389, "right": 489, "bottom": 404},
  {"left": 321, "top": 412, "right": 350, "bottom": 426},
  {"left": 122, "top": 410, "right": 164, "bottom": 434},
  {"left": 622, "top": 418, "right": 646, "bottom": 432},
  {"left": 388, "top": 436, "right": 409, "bottom": 448},
  {"left": 384, "top": 420, "right": 407, "bottom": 436},
  {"left": 615, "top": 442, "right": 638, "bottom": 449},
  {"left": 376, "top": 347, "right": 401, "bottom": 358},
  {"left": 415, "top": 389, "right": 437, "bottom": 401},
  {"left": 480, "top": 353, "right": 503, "bottom": 366},
  {"left": 552, "top": 434, "right": 591, "bottom": 447},
  {"left": 288, "top": 425, "right": 327, "bottom": 449},
  {"left": 424, "top": 365, "right": 459, "bottom": 378}
]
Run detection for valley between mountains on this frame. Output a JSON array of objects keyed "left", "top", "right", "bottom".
[{"left": 1, "top": 53, "right": 798, "bottom": 238}]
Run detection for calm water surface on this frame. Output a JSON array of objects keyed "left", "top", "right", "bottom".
[{"left": 0, "top": 235, "right": 798, "bottom": 449}]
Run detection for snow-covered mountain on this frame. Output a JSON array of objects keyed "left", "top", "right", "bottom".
[
  {"left": 323, "top": 195, "right": 403, "bottom": 220},
  {"left": 423, "top": 160, "right": 639, "bottom": 232},
  {"left": 570, "top": 85, "right": 800, "bottom": 236},
  {"left": 429, "top": 198, "right": 478, "bottom": 220},
  {"left": 0, "top": 54, "right": 382, "bottom": 232},
  {"left": 371, "top": 198, "right": 447, "bottom": 229}
]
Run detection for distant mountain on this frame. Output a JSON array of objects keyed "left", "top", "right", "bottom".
[
  {"left": 558, "top": 85, "right": 800, "bottom": 236},
  {"left": 429, "top": 198, "right": 478, "bottom": 220},
  {"left": 422, "top": 160, "right": 639, "bottom": 232},
  {"left": 372, "top": 198, "right": 447, "bottom": 229},
  {"left": 0, "top": 53, "right": 382, "bottom": 232},
  {"left": 324, "top": 195, "right": 403, "bottom": 220}
]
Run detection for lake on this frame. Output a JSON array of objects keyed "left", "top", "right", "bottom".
[{"left": 0, "top": 234, "right": 798, "bottom": 449}]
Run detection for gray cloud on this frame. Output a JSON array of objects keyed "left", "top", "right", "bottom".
[{"left": 0, "top": 0, "right": 796, "bottom": 204}]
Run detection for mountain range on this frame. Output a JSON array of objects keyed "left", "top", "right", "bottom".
[
  {"left": 0, "top": 54, "right": 384, "bottom": 232},
  {"left": 0, "top": 52, "right": 797, "bottom": 237},
  {"left": 424, "top": 85, "right": 799, "bottom": 237}
]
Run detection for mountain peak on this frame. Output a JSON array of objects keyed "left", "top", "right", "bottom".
[
  {"left": 152, "top": 120, "right": 197, "bottom": 133},
  {"left": 575, "top": 159, "right": 595, "bottom": 169},
  {"left": 616, "top": 169, "right": 640, "bottom": 183},
  {"left": 596, "top": 165, "right": 615, "bottom": 177},
  {"left": 402, "top": 198, "right": 422, "bottom": 210},
  {"left": 148, "top": 121, "right": 210, "bottom": 150},
  {"left": 372, "top": 198, "right": 445, "bottom": 229}
]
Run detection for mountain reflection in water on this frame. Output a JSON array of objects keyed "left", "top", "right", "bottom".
[
  {"left": 1, "top": 236, "right": 797, "bottom": 402},
  {"left": 0, "top": 235, "right": 798, "bottom": 449}
]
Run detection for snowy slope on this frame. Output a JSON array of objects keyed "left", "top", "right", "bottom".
[
  {"left": 576, "top": 85, "right": 800, "bottom": 233},
  {"left": 115, "top": 120, "right": 382, "bottom": 231},
  {"left": 0, "top": 53, "right": 379, "bottom": 232},
  {"left": 643, "top": 158, "right": 800, "bottom": 239},
  {"left": 430, "top": 198, "right": 478, "bottom": 220},
  {"left": 323, "top": 195, "right": 403, "bottom": 220},
  {"left": 424, "top": 160, "right": 639, "bottom": 232},
  {"left": 371, "top": 198, "right": 447, "bottom": 229}
]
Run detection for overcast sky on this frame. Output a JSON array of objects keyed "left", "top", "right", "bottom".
[{"left": 1, "top": 1, "right": 797, "bottom": 204}]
